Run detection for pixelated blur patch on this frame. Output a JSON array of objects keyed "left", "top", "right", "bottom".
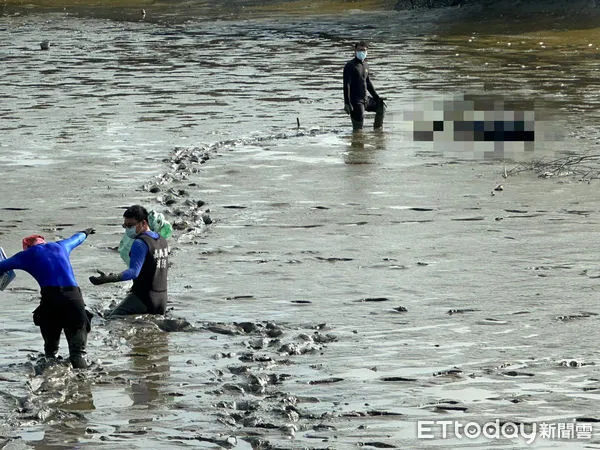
[{"left": 404, "top": 94, "right": 561, "bottom": 160}]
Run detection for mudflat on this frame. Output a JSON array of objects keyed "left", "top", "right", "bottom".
[{"left": 1, "top": 3, "right": 600, "bottom": 448}]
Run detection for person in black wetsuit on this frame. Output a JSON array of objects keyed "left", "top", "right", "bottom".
[
  {"left": 0, "top": 229, "right": 95, "bottom": 369},
  {"left": 343, "top": 41, "right": 386, "bottom": 131},
  {"left": 89, "top": 205, "right": 169, "bottom": 318}
]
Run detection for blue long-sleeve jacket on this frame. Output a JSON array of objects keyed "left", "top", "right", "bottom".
[
  {"left": 0, "top": 232, "right": 86, "bottom": 287},
  {"left": 120, "top": 231, "right": 159, "bottom": 281}
]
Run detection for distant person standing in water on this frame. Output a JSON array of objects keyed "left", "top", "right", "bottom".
[
  {"left": 90, "top": 205, "right": 169, "bottom": 318},
  {"left": 0, "top": 229, "right": 95, "bottom": 369},
  {"left": 343, "top": 41, "right": 386, "bottom": 131}
]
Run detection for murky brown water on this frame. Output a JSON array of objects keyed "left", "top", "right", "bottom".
[{"left": 2, "top": 1, "right": 600, "bottom": 448}]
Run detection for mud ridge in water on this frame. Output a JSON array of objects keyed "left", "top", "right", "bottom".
[
  {"left": 141, "top": 127, "right": 343, "bottom": 246},
  {"left": 101, "top": 318, "right": 342, "bottom": 447},
  {"left": 1, "top": 315, "right": 345, "bottom": 448}
]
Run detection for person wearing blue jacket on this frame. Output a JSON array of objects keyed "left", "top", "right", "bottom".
[
  {"left": 90, "top": 205, "right": 169, "bottom": 318},
  {"left": 0, "top": 229, "right": 95, "bottom": 369}
]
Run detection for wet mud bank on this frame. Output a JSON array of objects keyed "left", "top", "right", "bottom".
[
  {"left": 396, "top": 0, "right": 600, "bottom": 12},
  {"left": 394, "top": 0, "right": 600, "bottom": 35},
  {"left": 0, "top": 316, "right": 345, "bottom": 448},
  {"left": 1, "top": 0, "right": 397, "bottom": 23}
]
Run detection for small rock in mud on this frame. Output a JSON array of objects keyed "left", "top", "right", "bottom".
[
  {"left": 278, "top": 342, "right": 317, "bottom": 356},
  {"left": 576, "top": 417, "right": 600, "bottom": 422},
  {"left": 222, "top": 383, "right": 245, "bottom": 394},
  {"left": 247, "top": 338, "right": 268, "bottom": 350},
  {"left": 359, "top": 442, "right": 397, "bottom": 449},
  {"left": 265, "top": 323, "right": 283, "bottom": 337},
  {"left": 235, "top": 322, "right": 258, "bottom": 333},
  {"left": 316, "top": 256, "right": 353, "bottom": 262},
  {"left": 195, "top": 435, "right": 237, "bottom": 448},
  {"left": 201, "top": 213, "right": 213, "bottom": 224},
  {"left": 433, "top": 368, "right": 463, "bottom": 377},
  {"left": 312, "top": 332, "right": 337, "bottom": 344},
  {"left": 207, "top": 323, "right": 243, "bottom": 335},
  {"left": 308, "top": 377, "right": 344, "bottom": 385},
  {"left": 366, "top": 410, "right": 403, "bottom": 417},
  {"left": 447, "top": 308, "right": 478, "bottom": 315},
  {"left": 239, "top": 352, "right": 273, "bottom": 363},
  {"left": 381, "top": 376, "right": 417, "bottom": 382},
  {"left": 556, "top": 312, "right": 598, "bottom": 321},
  {"left": 502, "top": 371, "right": 535, "bottom": 377},
  {"left": 172, "top": 219, "right": 190, "bottom": 230},
  {"left": 359, "top": 297, "right": 389, "bottom": 302},
  {"left": 152, "top": 317, "right": 194, "bottom": 332},
  {"left": 430, "top": 403, "right": 468, "bottom": 412},
  {"left": 226, "top": 295, "right": 254, "bottom": 300},
  {"left": 561, "top": 360, "right": 582, "bottom": 368},
  {"left": 228, "top": 365, "right": 250, "bottom": 375}
]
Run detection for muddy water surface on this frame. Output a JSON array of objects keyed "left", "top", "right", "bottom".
[{"left": 2, "top": 2, "right": 600, "bottom": 449}]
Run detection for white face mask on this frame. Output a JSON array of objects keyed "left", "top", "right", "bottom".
[
  {"left": 356, "top": 50, "right": 367, "bottom": 61},
  {"left": 125, "top": 226, "right": 138, "bottom": 239}
]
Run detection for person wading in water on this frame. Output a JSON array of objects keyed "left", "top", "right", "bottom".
[
  {"left": 0, "top": 229, "right": 95, "bottom": 369},
  {"left": 343, "top": 41, "right": 386, "bottom": 131},
  {"left": 90, "top": 205, "right": 169, "bottom": 318}
]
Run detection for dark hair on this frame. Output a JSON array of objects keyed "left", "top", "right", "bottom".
[
  {"left": 355, "top": 41, "right": 369, "bottom": 49},
  {"left": 123, "top": 204, "right": 148, "bottom": 222}
]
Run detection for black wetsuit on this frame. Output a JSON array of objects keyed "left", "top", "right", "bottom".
[{"left": 343, "top": 57, "right": 383, "bottom": 130}]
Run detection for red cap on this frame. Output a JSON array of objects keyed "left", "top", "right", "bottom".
[{"left": 22, "top": 234, "right": 46, "bottom": 250}]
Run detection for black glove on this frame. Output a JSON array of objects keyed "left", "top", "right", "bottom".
[
  {"left": 80, "top": 228, "right": 96, "bottom": 236},
  {"left": 344, "top": 103, "right": 353, "bottom": 115},
  {"left": 89, "top": 270, "right": 121, "bottom": 285}
]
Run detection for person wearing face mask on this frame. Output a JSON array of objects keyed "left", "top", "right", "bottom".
[
  {"left": 118, "top": 210, "right": 172, "bottom": 266},
  {"left": 0, "top": 229, "right": 95, "bottom": 369},
  {"left": 343, "top": 41, "right": 386, "bottom": 131},
  {"left": 89, "top": 205, "right": 169, "bottom": 317}
]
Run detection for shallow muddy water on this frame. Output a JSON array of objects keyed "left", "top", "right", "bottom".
[{"left": 2, "top": 2, "right": 600, "bottom": 449}]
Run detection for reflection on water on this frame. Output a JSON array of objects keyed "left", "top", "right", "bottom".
[
  {"left": 344, "top": 130, "right": 388, "bottom": 164},
  {"left": 90, "top": 322, "right": 171, "bottom": 409},
  {"left": 127, "top": 330, "right": 170, "bottom": 406}
]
